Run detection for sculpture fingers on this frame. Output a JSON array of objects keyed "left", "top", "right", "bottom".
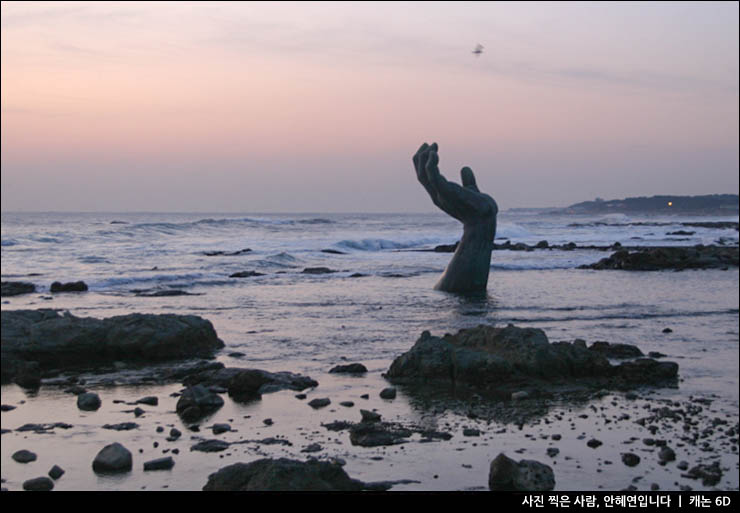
[{"left": 461, "top": 167, "right": 479, "bottom": 192}]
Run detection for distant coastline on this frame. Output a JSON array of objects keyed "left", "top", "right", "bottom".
[{"left": 535, "top": 194, "right": 739, "bottom": 215}]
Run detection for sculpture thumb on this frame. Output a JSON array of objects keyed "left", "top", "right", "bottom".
[{"left": 461, "top": 167, "right": 479, "bottom": 192}]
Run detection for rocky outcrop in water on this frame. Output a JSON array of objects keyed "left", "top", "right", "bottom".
[
  {"left": 385, "top": 325, "right": 678, "bottom": 395},
  {"left": 203, "top": 458, "right": 366, "bottom": 491},
  {"left": 50, "top": 281, "right": 88, "bottom": 292},
  {"left": 181, "top": 366, "right": 318, "bottom": 402},
  {"left": 1, "top": 309, "right": 224, "bottom": 384},
  {"left": 1, "top": 281, "right": 36, "bottom": 297},
  {"left": 580, "top": 246, "right": 738, "bottom": 270}
]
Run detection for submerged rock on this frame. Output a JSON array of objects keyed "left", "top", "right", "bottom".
[
  {"left": 144, "top": 456, "right": 175, "bottom": 471},
  {"left": 203, "top": 458, "right": 365, "bottom": 491},
  {"left": 488, "top": 453, "right": 555, "bottom": 491},
  {"left": 182, "top": 367, "right": 317, "bottom": 403},
  {"left": 1, "top": 309, "right": 224, "bottom": 383},
  {"left": 1, "top": 281, "right": 36, "bottom": 297},
  {"left": 385, "top": 325, "right": 678, "bottom": 395},
  {"left": 92, "top": 443, "right": 132, "bottom": 474}
]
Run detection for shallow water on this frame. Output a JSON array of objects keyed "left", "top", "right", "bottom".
[{"left": 1, "top": 211, "right": 738, "bottom": 491}]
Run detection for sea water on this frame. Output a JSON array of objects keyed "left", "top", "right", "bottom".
[{"left": 1, "top": 211, "right": 738, "bottom": 491}]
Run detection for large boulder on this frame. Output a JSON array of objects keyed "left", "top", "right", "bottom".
[
  {"left": 489, "top": 453, "right": 555, "bottom": 491},
  {"left": 202, "top": 458, "right": 365, "bottom": 491},
  {"left": 1, "top": 310, "right": 225, "bottom": 383},
  {"left": 385, "top": 325, "right": 677, "bottom": 393}
]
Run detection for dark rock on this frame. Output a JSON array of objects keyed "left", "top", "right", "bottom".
[
  {"left": 379, "top": 387, "right": 397, "bottom": 399},
  {"left": 50, "top": 281, "right": 88, "bottom": 293},
  {"left": 144, "top": 456, "right": 175, "bottom": 471},
  {"left": 92, "top": 443, "right": 132, "bottom": 473},
  {"left": 349, "top": 422, "right": 412, "bottom": 447},
  {"left": 622, "top": 453, "right": 640, "bottom": 467},
  {"left": 308, "top": 398, "right": 331, "bottom": 409},
  {"left": 48, "top": 465, "right": 65, "bottom": 480},
  {"left": 433, "top": 243, "right": 459, "bottom": 253},
  {"left": 169, "top": 428, "right": 182, "bottom": 440},
  {"left": 102, "top": 422, "right": 138, "bottom": 431},
  {"left": 12, "top": 361, "right": 41, "bottom": 389},
  {"left": 191, "top": 439, "right": 230, "bottom": 453},
  {"left": 546, "top": 448, "right": 559, "bottom": 457},
  {"left": 1, "top": 310, "right": 225, "bottom": 383},
  {"left": 684, "top": 461, "right": 722, "bottom": 486},
  {"left": 229, "top": 271, "right": 265, "bottom": 278},
  {"left": 301, "top": 443, "right": 323, "bottom": 453},
  {"left": 662, "top": 328, "right": 673, "bottom": 333},
  {"left": 212, "top": 423, "right": 231, "bottom": 434},
  {"left": 360, "top": 409, "right": 381, "bottom": 422},
  {"left": 183, "top": 367, "right": 317, "bottom": 403},
  {"left": 1, "top": 282, "right": 36, "bottom": 297},
  {"left": 135, "top": 289, "right": 198, "bottom": 297},
  {"left": 587, "top": 439, "right": 603, "bottom": 448},
  {"left": 488, "top": 453, "right": 555, "bottom": 491},
  {"left": 658, "top": 446, "right": 676, "bottom": 463},
  {"left": 588, "top": 341, "right": 644, "bottom": 359},
  {"left": 203, "top": 248, "right": 252, "bottom": 256},
  {"left": 386, "top": 325, "right": 678, "bottom": 393},
  {"left": 648, "top": 351, "right": 667, "bottom": 358},
  {"left": 329, "top": 363, "right": 367, "bottom": 374},
  {"left": 302, "top": 267, "right": 336, "bottom": 274},
  {"left": 12, "top": 449, "right": 37, "bottom": 463},
  {"left": 535, "top": 240, "right": 549, "bottom": 249},
  {"left": 136, "top": 396, "right": 158, "bottom": 406},
  {"left": 579, "top": 246, "right": 738, "bottom": 271},
  {"left": 463, "top": 428, "right": 481, "bottom": 437},
  {"left": 133, "top": 407, "right": 145, "bottom": 417},
  {"left": 321, "top": 249, "right": 346, "bottom": 255},
  {"left": 77, "top": 392, "right": 101, "bottom": 411},
  {"left": 176, "top": 385, "right": 224, "bottom": 422},
  {"left": 203, "top": 458, "right": 365, "bottom": 491},
  {"left": 1, "top": 404, "right": 16, "bottom": 411},
  {"left": 23, "top": 477, "right": 54, "bottom": 491},
  {"left": 339, "top": 401, "right": 354, "bottom": 407}
]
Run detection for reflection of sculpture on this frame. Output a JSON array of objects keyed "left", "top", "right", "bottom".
[{"left": 413, "top": 142, "right": 498, "bottom": 294}]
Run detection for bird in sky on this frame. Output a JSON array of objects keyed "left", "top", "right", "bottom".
[{"left": 472, "top": 43, "right": 484, "bottom": 56}]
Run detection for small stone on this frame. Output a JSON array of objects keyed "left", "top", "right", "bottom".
[
  {"left": 143, "top": 456, "right": 175, "bottom": 471},
  {"left": 658, "top": 446, "right": 676, "bottom": 463},
  {"left": 622, "top": 453, "right": 640, "bottom": 467},
  {"left": 360, "top": 409, "right": 381, "bottom": 422},
  {"left": 133, "top": 407, "right": 145, "bottom": 417},
  {"left": 212, "top": 423, "right": 231, "bottom": 434},
  {"left": 379, "top": 387, "right": 396, "bottom": 400},
  {"left": 339, "top": 401, "right": 355, "bottom": 408},
  {"left": 169, "top": 428, "right": 182, "bottom": 439},
  {"left": 48, "top": 465, "right": 65, "bottom": 480},
  {"left": 463, "top": 428, "right": 481, "bottom": 437},
  {"left": 23, "top": 477, "right": 54, "bottom": 491},
  {"left": 1, "top": 404, "right": 16, "bottom": 412},
  {"left": 662, "top": 328, "right": 673, "bottom": 333},
  {"left": 12, "top": 449, "right": 37, "bottom": 463},
  {"left": 136, "top": 396, "right": 158, "bottom": 406},
  {"left": 587, "top": 439, "right": 603, "bottom": 449},
  {"left": 77, "top": 392, "right": 102, "bottom": 411},
  {"left": 547, "top": 448, "right": 560, "bottom": 457},
  {"left": 308, "top": 398, "right": 331, "bottom": 409},
  {"left": 329, "top": 363, "right": 368, "bottom": 374}
]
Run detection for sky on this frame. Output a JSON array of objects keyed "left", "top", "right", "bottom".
[{"left": 1, "top": 1, "right": 738, "bottom": 212}]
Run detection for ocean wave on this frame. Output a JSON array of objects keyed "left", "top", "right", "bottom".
[
  {"left": 100, "top": 216, "right": 336, "bottom": 235},
  {"left": 1, "top": 238, "right": 18, "bottom": 246},
  {"left": 252, "top": 252, "right": 303, "bottom": 268},
  {"left": 496, "top": 223, "right": 533, "bottom": 240},
  {"left": 336, "top": 237, "right": 441, "bottom": 251}
]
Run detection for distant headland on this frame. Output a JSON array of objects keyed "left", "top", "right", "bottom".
[{"left": 556, "top": 194, "right": 739, "bottom": 215}]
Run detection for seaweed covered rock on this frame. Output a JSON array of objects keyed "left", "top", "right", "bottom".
[
  {"left": 385, "top": 325, "right": 677, "bottom": 394},
  {"left": 203, "top": 458, "right": 365, "bottom": 491},
  {"left": 1, "top": 309, "right": 225, "bottom": 383}
]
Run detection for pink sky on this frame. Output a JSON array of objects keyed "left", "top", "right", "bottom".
[{"left": 1, "top": 1, "right": 738, "bottom": 212}]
